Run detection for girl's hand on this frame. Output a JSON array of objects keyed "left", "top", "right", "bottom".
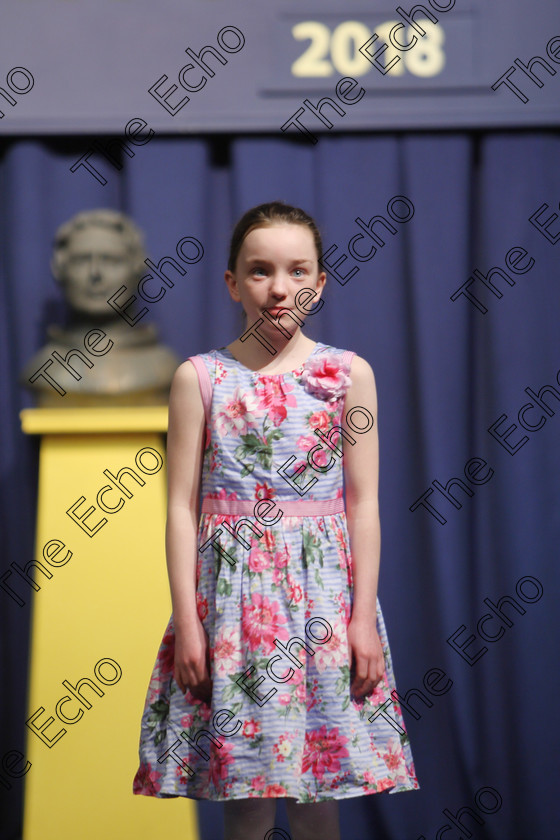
[
  {"left": 174, "top": 619, "right": 213, "bottom": 704},
  {"left": 347, "top": 616, "right": 385, "bottom": 698}
]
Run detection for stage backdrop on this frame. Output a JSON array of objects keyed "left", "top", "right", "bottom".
[
  {"left": 0, "top": 0, "right": 560, "bottom": 133},
  {"left": 1, "top": 130, "right": 559, "bottom": 840}
]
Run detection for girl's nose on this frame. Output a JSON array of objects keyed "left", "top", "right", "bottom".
[{"left": 270, "top": 273, "right": 289, "bottom": 295}]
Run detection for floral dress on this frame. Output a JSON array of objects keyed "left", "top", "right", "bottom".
[{"left": 133, "top": 341, "right": 419, "bottom": 803}]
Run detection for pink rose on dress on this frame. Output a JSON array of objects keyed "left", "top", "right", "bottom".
[
  {"left": 272, "top": 548, "right": 290, "bottom": 568},
  {"left": 377, "top": 776, "right": 397, "bottom": 792},
  {"left": 308, "top": 410, "right": 331, "bottom": 432},
  {"left": 301, "top": 353, "right": 351, "bottom": 403},
  {"left": 296, "top": 434, "right": 330, "bottom": 468},
  {"left": 248, "top": 549, "right": 271, "bottom": 573},
  {"left": 264, "top": 783, "right": 288, "bottom": 797}
]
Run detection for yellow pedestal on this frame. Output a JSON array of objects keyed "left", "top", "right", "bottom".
[{"left": 19, "top": 407, "right": 199, "bottom": 840}]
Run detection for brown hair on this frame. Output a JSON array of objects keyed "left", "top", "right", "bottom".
[{"left": 227, "top": 201, "right": 323, "bottom": 273}]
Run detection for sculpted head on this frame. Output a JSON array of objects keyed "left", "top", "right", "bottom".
[{"left": 51, "top": 209, "right": 147, "bottom": 317}]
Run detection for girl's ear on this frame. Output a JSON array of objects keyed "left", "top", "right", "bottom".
[
  {"left": 224, "top": 269, "right": 241, "bottom": 302},
  {"left": 317, "top": 270, "right": 327, "bottom": 290}
]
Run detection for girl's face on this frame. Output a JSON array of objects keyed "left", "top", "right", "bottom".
[{"left": 224, "top": 223, "right": 326, "bottom": 332}]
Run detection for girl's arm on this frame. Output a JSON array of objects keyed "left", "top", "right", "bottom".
[
  {"left": 165, "top": 360, "right": 210, "bottom": 700},
  {"left": 342, "top": 355, "right": 384, "bottom": 697}
]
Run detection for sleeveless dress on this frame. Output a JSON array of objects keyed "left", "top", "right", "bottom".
[{"left": 133, "top": 342, "right": 419, "bottom": 803}]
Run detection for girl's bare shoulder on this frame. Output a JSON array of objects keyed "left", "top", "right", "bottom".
[
  {"left": 347, "top": 353, "right": 376, "bottom": 383},
  {"left": 172, "top": 358, "right": 201, "bottom": 384},
  {"left": 168, "top": 359, "right": 205, "bottom": 416}
]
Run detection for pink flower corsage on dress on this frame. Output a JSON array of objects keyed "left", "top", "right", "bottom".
[{"left": 300, "top": 353, "right": 352, "bottom": 404}]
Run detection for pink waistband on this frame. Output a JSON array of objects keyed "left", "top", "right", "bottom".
[{"left": 200, "top": 497, "right": 345, "bottom": 517}]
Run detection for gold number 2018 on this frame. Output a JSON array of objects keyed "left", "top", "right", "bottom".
[{"left": 291, "top": 19, "right": 445, "bottom": 79}]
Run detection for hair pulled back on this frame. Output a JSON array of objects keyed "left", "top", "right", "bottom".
[{"left": 227, "top": 201, "right": 323, "bottom": 273}]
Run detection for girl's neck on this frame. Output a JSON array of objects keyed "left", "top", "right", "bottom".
[{"left": 226, "top": 329, "right": 317, "bottom": 373}]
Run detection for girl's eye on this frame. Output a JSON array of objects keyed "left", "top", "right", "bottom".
[
  {"left": 252, "top": 267, "right": 266, "bottom": 276},
  {"left": 293, "top": 268, "right": 305, "bottom": 278}
]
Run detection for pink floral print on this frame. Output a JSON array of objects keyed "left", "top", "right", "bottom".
[
  {"left": 216, "top": 386, "right": 264, "bottom": 437},
  {"left": 133, "top": 342, "right": 419, "bottom": 803},
  {"left": 255, "top": 377, "right": 298, "bottom": 426},
  {"left": 302, "top": 726, "right": 350, "bottom": 781},
  {"left": 242, "top": 593, "right": 290, "bottom": 654}
]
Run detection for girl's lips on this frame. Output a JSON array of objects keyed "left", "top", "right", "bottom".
[{"left": 265, "top": 307, "right": 291, "bottom": 315}]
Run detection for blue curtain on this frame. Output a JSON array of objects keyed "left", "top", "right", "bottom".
[{"left": 1, "top": 130, "right": 559, "bottom": 840}]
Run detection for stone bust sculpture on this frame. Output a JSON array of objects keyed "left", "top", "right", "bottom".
[{"left": 21, "top": 209, "right": 179, "bottom": 406}]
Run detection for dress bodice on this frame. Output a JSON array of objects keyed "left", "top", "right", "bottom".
[{"left": 195, "top": 342, "right": 355, "bottom": 504}]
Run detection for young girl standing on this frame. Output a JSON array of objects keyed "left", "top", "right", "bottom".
[{"left": 133, "top": 202, "right": 419, "bottom": 839}]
